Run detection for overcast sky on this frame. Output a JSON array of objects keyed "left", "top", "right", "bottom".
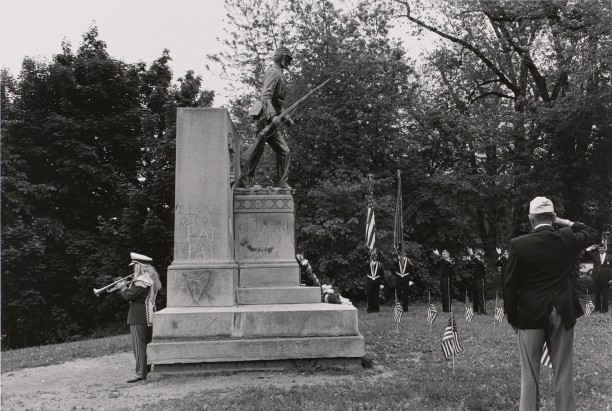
[
  {"left": 1, "top": 1, "right": 438, "bottom": 107},
  {"left": 0, "top": 0, "right": 233, "bottom": 104}
]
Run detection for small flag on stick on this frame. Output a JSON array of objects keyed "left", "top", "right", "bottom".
[
  {"left": 427, "top": 292, "right": 437, "bottom": 325},
  {"left": 494, "top": 291, "right": 504, "bottom": 324},
  {"left": 441, "top": 312, "right": 463, "bottom": 360},
  {"left": 585, "top": 294, "right": 595, "bottom": 317},
  {"left": 394, "top": 300, "right": 403, "bottom": 324},
  {"left": 465, "top": 292, "right": 474, "bottom": 323},
  {"left": 495, "top": 306, "right": 504, "bottom": 323},
  {"left": 541, "top": 342, "right": 552, "bottom": 368}
]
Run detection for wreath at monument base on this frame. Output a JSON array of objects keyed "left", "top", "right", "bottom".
[{"left": 321, "top": 284, "right": 351, "bottom": 305}]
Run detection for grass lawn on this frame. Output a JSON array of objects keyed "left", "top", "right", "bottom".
[
  {"left": 1, "top": 334, "right": 131, "bottom": 373},
  {"left": 2, "top": 302, "right": 610, "bottom": 410}
]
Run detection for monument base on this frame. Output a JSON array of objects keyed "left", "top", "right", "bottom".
[
  {"left": 148, "top": 303, "right": 366, "bottom": 375},
  {"left": 147, "top": 334, "right": 364, "bottom": 379},
  {"left": 148, "top": 357, "right": 363, "bottom": 380}
]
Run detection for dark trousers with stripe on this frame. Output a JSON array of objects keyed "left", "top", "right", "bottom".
[
  {"left": 130, "top": 324, "right": 152, "bottom": 378},
  {"left": 472, "top": 278, "right": 486, "bottom": 314},
  {"left": 592, "top": 277, "right": 609, "bottom": 313},
  {"left": 366, "top": 277, "right": 381, "bottom": 312},
  {"left": 440, "top": 277, "right": 451, "bottom": 312}
]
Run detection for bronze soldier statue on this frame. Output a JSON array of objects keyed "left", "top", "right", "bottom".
[{"left": 238, "top": 46, "right": 295, "bottom": 189}]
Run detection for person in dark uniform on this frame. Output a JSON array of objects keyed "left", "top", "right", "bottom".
[
  {"left": 395, "top": 252, "right": 414, "bottom": 312},
  {"left": 504, "top": 196, "right": 596, "bottom": 410},
  {"left": 117, "top": 252, "right": 162, "bottom": 383},
  {"left": 589, "top": 243, "right": 611, "bottom": 313},
  {"left": 366, "top": 249, "right": 384, "bottom": 313},
  {"left": 467, "top": 247, "right": 487, "bottom": 314},
  {"left": 433, "top": 249, "right": 455, "bottom": 312},
  {"left": 495, "top": 246, "right": 508, "bottom": 294}
]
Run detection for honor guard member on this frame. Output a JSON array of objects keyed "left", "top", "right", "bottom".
[
  {"left": 366, "top": 250, "right": 384, "bottom": 313},
  {"left": 433, "top": 249, "right": 455, "bottom": 313},
  {"left": 395, "top": 252, "right": 414, "bottom": 312},
  {"left": 467, "top": 247, "right": 487, "bottom": 314},
  {"left": 589, "top": 243, "right": 611, "bottom": 313}
]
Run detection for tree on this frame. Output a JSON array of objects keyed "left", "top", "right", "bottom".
[
  {"left": 395, "top": 0, "right": 611, "bottom": 248},
  {"left": 1, "top": 26, "right": 215, "bottom": 347}
]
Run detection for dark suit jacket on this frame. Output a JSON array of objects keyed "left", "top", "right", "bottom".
[
  {"left": 591, "top": 252, "right": 612, "bottom": 281},
  {"left": 504, "top": 222, "right": 597, "bottom": 330},
  {"left": 121, "top": 285, "right": 150, "bottom": 325}
]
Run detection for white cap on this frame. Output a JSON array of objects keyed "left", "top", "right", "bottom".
[
  {"left": 529, "top": 196, "right": 554, "bottom": 214},
  {"left": 130, "top": 252, "right": 152, "bottom": 265}
]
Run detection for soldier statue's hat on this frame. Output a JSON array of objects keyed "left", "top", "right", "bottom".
[{"left": 273, "top": 46, "right": 293, "bottom": 62}]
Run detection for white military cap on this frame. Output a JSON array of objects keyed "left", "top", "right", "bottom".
[
  {"left": 130, "top": 252, "right": 153, "bottom": 265},
  {"left": 529, "top": 196, "right": 554, "bottom": 214}
]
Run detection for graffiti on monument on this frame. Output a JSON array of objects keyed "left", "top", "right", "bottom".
[
  {"left": 236, "top": 217, "right": 289, "bottom": 259},
  {"left": 172, "top": 270, "right": 213, "bottom": 305},
  {"left": 174, "top": 202, "right": 223, "bottom": 260}
]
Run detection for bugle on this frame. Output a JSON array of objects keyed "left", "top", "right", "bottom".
[{"left": 93, "top": 274, "right": 134, "bottom": 297}]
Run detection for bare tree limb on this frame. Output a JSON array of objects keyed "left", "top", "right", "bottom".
[{"left": 394, "top": 0, "right": 521, "bottom": 98}]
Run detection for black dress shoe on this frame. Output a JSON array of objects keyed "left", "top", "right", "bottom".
[{"left": 127, "top": 376, "right": 145, "bottom": 383}]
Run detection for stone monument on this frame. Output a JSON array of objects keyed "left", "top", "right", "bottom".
[{"left": 147, "top": 108, "right": 364, "bottom": 376}]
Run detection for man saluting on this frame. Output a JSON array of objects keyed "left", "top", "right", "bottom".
[{"left": 504, "top": 197, "right": 597, "bottom": 410}]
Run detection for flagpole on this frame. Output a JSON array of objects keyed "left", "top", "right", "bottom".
[
  {"left": 494, "top": 293, "right": 497, "bottom": 327},
  {"left": 447, "top": 277, "right": 451, "bottom": 314},
  {"left": 429, "top": 291, "right": 433, "bottom": 353},
  {"left": 482, "top": 278, "right": 486, "bottom": 315},
  {"left": 465, "top": 290, "right": 468, "bottom": 321},
  {"left": 451, "top": 307, "right": 456, "bottom": 377}
]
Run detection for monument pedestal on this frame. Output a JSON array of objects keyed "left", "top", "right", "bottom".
[{"left": 148, "top": 109, "right": 364, "bottom": 376}]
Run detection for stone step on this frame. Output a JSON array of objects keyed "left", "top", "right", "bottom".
[
  {"left": 152, "top": 303, "right": 359, "bottom": 339},
  {"left": 148, "top": 334, "right": 365, "bottom": 366},
  {"left": 236, "top": 286, "right": 321, "bottom": 305},
  {"left": 238, "top": 263, "right": 299, "bottom": 287}
]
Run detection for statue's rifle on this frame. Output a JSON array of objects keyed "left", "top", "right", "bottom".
[{"left": 255, "top": 79, "right": 330, "bottom": 144}]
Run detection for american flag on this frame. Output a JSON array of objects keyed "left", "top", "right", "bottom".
[
  {"left": 365, "top": 206, "right": 376, "bottom": 251},
  {"left": 495, "top": 306, "right": 504, "bottom": 323},
  {"left": 465, "top": 294, "right": 474, "bottom": 323},
  {"left": 365, "top": 174, "right": 376, "bottom": 251},
  {"left": 441, "top": 312, "right": 463, "bottom": 359},
  {"left": 585, "top": 296, "right": 595, "bottom": 316},
  {"left": 541, "top": 342, "right": 552, "bottom": 368},
  {"left": 394, "top": 300, "right": 403, "bottom": 323},
  {"left": 427, "top": 303, "right": 437, "bottom": 325}
]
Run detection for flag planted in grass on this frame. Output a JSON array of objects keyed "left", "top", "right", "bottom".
[
  {"left": 441, "top": 312, "right": 463, "bottom": 359},
  {"left": 585, "top": 295, "right": 595, "bottom": 316},
  {"left": 495, "top": 306, "right": 504, "bottom": 323},
  {"left": 465, "top": 293, "right": 474, "bottom": 323},
  {"left": 427, "top": 303, "right": 437, "bottom": 325},
  {"left": 394, "top": 300, "right": 403, "bottom": 323},
  {"left": 541, "top": 342, "right": 552, "bottom": 368}
]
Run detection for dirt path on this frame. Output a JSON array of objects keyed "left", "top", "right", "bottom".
[{"left": 1, "top": 353, "right": 376, "bottom": 410}]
